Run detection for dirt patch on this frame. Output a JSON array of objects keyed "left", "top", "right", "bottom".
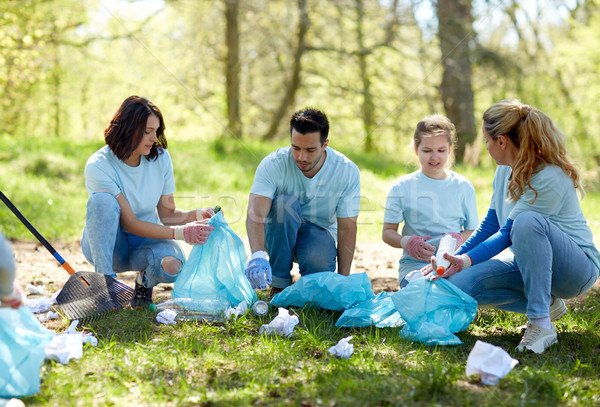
[{"left": 10, "top": 238, "right": 599, "bottom": 309}]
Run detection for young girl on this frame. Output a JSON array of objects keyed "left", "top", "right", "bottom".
[
  {"left": 424, "top": 100, "right": 600, "bottom": 354},
  {"left": 81, "top": 95, "right": 216, "bottom": 308},
  {"left": 382, "top": 115, "right": 478, "bottom": 288}
]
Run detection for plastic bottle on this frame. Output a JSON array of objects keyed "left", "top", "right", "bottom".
[
  {"left": 151, "top": 298, "right": 229, "bottom": 322},
  {"left": 435, "top": 234, "right": 457, "bottom": 275},
  {"left": 252, "top": 300, "right": 269, "bottom": 316}
]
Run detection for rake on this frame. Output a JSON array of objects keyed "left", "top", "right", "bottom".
[{"left": 0, "top": 190, "right": 134, "bottom": 322}]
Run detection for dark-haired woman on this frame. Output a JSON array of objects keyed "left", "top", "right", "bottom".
[{"left": 81, "top": 95, "right": 215, "bottom": 308}]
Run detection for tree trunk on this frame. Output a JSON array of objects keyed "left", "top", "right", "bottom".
[
  {"left": 225, "top": 0, "right": 242, "bottom": 139},
  {"left": 355, "top": 0, "right": 376, "bottom": 152},
  {"left": 262, "top": 0, "right": 310, "bottom": 140},
  {"left": 437, "top": 0, "right": 477, "bottom": 165}
]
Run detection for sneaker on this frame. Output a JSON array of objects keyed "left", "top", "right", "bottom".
[
  {"left": 516, "top": 323, "right": 557, "bottom": 354},
  {"left": 549, "top": 297, "right": 567, "bottom": 321},
  {"left": 131, "top": 281, "right": 154, "bottom": 309}
]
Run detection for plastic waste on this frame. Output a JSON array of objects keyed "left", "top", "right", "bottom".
[
  {"left": 270, "top": 272, "right": 374, "bottom": 311},
  {"left": 435, "top": 234, "right": 457, "bottom": 275},
  {"left": 259, "top": 308, "right": 299, "bottom": 337},
  {"left": 251, "top": 300, "right": 269, "bottom": 316},
  {"left": 0, "top": 307, "right": 54, "bottom": 397},
  {"left": 335, "top": 292, "right": 405, "bottom": 328},
  {"left": 391, "top": 277, "right": 477, "bottom": 345},
  {"left": 172, "top": 211, "right": 257, "bottom": 307},
  {"left": 466, "top": 340, "right": 519, "bottom": 385},
  {"left": 328, "top": 336, "right": 354, "bottom": 358},
  {"left": 151, "top": 297, "right": 230, "bottom": 322}
]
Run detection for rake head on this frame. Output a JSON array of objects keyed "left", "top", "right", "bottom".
[{"left": 56, "top": 271, "right": 134, "bottom": 323}]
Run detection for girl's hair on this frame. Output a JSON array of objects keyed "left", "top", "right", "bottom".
[
  {"left": 104, "top": 95, "right": 167, "bottom": 162},
  {"left": 482, "top": 99, "right": 582, "bottom": 202},
  {"left": 413, "top": 114, "right": 457, "bottom": 150}
]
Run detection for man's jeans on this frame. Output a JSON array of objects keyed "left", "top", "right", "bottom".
[
  {"left": 81, "top": 192, "right": 184, "bottom": 288},
  {"left": 448, "top": 211, "right": 598, "bottom": 319},
  {"left": 265, "top": 195, "right": 337, "bottom": 288}
]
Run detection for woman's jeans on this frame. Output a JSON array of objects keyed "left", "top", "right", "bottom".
[
  {"left": 265, "top": 195, "right": 337, "bottom": 288},
  {"left": 81, "top": 192, "right": 184, "bottom": 288},
  {"left": 448, "top": 211, "right": 598, "bottom": 319}
]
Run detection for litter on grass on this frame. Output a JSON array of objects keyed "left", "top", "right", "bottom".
[
  {"left": 328, "top": 336, "right": 354, "bottom": 358},
  {"left": 466, "top": 340, "right": 519, "bottom": 385},
  {"left": 259, "top": 308, "right": 299, "bottom": 337}
]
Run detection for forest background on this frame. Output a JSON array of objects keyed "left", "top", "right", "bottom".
[{"left": 1, "top": 0, "right": 599, "bottom": 241}]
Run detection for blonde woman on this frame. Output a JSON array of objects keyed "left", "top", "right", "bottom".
[{"left": 423, "top": 100, "right": 600, "bottom": 354}]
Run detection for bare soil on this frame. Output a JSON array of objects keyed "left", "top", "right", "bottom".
[{"left": 11, "top": 239, "right": 598, "bottom": 309}]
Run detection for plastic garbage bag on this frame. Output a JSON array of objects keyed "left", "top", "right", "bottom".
[
  {"left": 172, "top": 211, "right": 257, "bottom": 307},
  {"left": 0, "top": 307, "right": 54, "bottom": 397},
  {"left": 271, "top": 272, "right": 375, "bottom": 311},
  {"left": 466, "top": 340, "right": 519, "bottom": 385},
  {"left": 391, "top": 277, "right": 477, "bottom": 345},
  {"left": 335, "top": 291, "right": 405, "bottom": 328}
]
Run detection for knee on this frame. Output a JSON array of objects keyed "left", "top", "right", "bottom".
[
  {"left": 269, "top": 194, "right": 302, "bottom": 223},
  {"left": 161, "top": 256, "right": 182, "bottom": 275},
  {"left": 511, "top": 211, "right": 546, "bottom": 242},
  {"left": 87, "top": 192, "right": 119, "bottom": 213}
]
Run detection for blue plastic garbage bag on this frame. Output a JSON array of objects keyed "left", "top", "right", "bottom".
[
  {"left": 172, "top": 211, "right": 257, "bottom": 307},
  {"left": 271, "top": 272, "right": 374, "bottom": 311},
  {"left": 335, "top": 291, "right": 405, "bottom": 328},
  {"left": 390, "top": 277, "right": 477, "bottom": 345},
  {"left": 0, "top": 306, "right": 54, "bottom": 397}
]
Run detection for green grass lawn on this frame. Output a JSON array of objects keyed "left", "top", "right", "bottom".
[{"left": 2, "top": 135, "right": 600, "bottom": 406}]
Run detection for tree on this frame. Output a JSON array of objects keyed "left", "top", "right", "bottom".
[
  {"left": 436, "top": 0, "right": 477, "bottom": 164},
  {"left": 225, "top": 0, "right": 242, "bottom": 138}
]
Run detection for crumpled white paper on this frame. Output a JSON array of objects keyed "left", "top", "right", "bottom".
[
  {"left": 156, "top": 309, "right": 178, "bottom": 324},
  {"left": 25, "top": 283, "right": 46, "bottom": 295},
  {"left": 26, "top": 296, "right": 54, "bottom": 313},
  {"left": 466, "top": 340, "right": 519, "bottom": 385},
  {"left": 328, "top": 336, "right": 354, "bottom": 358},
  {"left": 225, "top": 301, "right": 248, "bottom": 320},
  {"left": 44, "top": 320, "right": 98, "bottom": 364},
  {"left": 259, "top": 307, "right": 299, "bottom": 337}
]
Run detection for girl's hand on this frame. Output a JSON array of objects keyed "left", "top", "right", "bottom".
[{"left": 400, "top": 235, "right": 435, "bottom": 261}]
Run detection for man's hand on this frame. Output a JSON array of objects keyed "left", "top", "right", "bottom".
[
  {"left": 400, "top": 235, "right": 435, "bottom": 261},
  {"left": 173, "top": 220, "right": 215, "bottom": 245},
  {"left": 245, "top": 251, "right": 272, "bottom": 290}
]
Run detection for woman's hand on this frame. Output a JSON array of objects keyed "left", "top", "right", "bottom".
[
  {"left": 400, "top": 235, "right": 435, "bottom": 261},
  {"left": 444, "top": 232, "right": 464, "bottom": 249},
  {"left": 0, "top": 286, "right": 25, "bottom": 309},
  {"left": 427, "top": 253, "right": 472, "bottom": 280},
  {"left": 173, "top": 220, "right": 215, "bottom": 245},
  {"left": 195, "top": 207, "right": 216, "bottom": 220}
]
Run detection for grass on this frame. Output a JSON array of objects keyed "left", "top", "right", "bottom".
[{"left": 2, "top": 134, "right": 600, "bottom": 406}]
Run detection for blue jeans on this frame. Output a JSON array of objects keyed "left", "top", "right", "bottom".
[
  {"left": 265, "top": 195, "right": 337, "bottom": 288},
  {"left": 448, "top": 211, "right": 598, "bottom": 319},
  {"left": 80, "top": 192, "right": 185, "bottom": 288}
]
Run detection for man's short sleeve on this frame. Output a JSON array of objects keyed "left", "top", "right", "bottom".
[
  {"left": 335, "top": 165, "right": 360, "bottom": 218},
  {"left": 249, "top": 154, "right": 280, "bottom": 199}
]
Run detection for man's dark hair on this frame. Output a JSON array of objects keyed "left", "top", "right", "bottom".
[
  {"left": 289, "top": 108, "right": 329, "bottom": 145},
  {"left": 104, "top": 95, "right": 167, "bottom": 162}
]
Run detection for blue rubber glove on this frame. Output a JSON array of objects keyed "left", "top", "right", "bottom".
[{"left": 245, "top": 251, "right": 272, "bottom": 290}]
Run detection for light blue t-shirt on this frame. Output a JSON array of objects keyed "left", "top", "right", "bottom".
[
  {"left": 250, "top": 146, "right": 361, "bottom": 242},
  {"left": 84, "top": 145, "right": 176, "bottom": 225},
  {"left": 384, "top": 169, "right": 478, "bottom": 260},
  {"left": 490, "top": 165, "right": 600, "bottom": 272}
]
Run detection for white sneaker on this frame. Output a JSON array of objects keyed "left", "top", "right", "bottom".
[
  {"left": 516, "top": 323, "right": 557, "bottom": 354},
  {"left": 549, "top": 297, "right": 567, "bottom": 321}
]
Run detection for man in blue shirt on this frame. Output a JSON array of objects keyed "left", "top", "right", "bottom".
[{"left": 245, "top": 108, "right": 361, "bottom": 296}]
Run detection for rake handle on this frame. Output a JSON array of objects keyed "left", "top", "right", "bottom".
[{"left": 0, "top": 190, "right": 76, "bottom": 275}]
